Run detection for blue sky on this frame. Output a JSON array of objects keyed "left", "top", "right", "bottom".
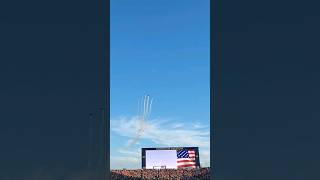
[{"left": 110, "top": 0, "right": 210, "bottom": 169}]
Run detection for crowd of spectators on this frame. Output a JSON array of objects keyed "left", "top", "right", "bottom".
[{"left": 111, "top": 167, "right": 211, "bottom": 180}]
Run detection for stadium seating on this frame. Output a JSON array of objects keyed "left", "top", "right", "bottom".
[{"left": 110, "top": 167, "right": 211, "bottom": 180}]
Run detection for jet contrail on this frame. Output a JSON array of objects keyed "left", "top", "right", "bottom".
[
  {"left": 148, "top": 98, "right": 153, "bottom": 119},
  {"left": 137, "top": 97, "right": 141, "bottom": 119},
  {"left": 124, "top": 95, "right": 152, "bottom": 148},
  {"left": 147, "top": 96, "right": 152, "bottom": 119},
  {"left": 143, "top": 95, "right": 147, "bottom": 120}
]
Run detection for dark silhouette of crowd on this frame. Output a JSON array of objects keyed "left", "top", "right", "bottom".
[{"left": 111, "top": 167, "right": 211, "bottom": 180}]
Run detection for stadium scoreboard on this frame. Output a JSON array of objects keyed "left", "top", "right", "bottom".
[{"left": 141, "top": 147, "right": 200, "bottom": 169}]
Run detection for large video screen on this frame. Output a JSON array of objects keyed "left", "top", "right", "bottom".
[{"left": 142, "top": 147, "right": 200, "bottom": 169}]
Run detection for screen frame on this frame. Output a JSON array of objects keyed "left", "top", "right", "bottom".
[{"left": 141, "top": 147, "right": 200, "bottom": 169}]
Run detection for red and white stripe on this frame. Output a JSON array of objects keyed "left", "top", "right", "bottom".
[
  {"left": 177, "top": 150, "right": 196, "bottom": 168},
  {"left": 188, "top": 150, "right": 195, "bottom": 158}
]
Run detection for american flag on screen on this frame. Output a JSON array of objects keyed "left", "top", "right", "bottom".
[{"left": 176, "top": 149, "right": 196, "bottom": 168}]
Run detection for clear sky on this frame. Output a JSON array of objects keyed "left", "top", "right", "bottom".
[{"left": 110, "top": 0, "right": 210, "bottom": 169}]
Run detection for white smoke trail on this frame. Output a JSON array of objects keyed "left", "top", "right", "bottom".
[
  {"left": 147, "top": 98, "right": 153, "bottom": 119},
  {"left": 137, "top": 97, "right": 141, "bottom": 119},
  {"left": 123, "top": 95, "right": 152, "bottom": 148},
  {"left": 143, "top": 95, "right": 147, "bottom": 121},
  {"left": 137, "top": 96, "right": 143, "bottom": 125},
  {"left": 147, "top": 95, "right": 150, "bottom": 113}
]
